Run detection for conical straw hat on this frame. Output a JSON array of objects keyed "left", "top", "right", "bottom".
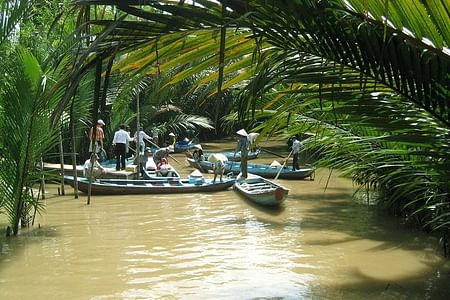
[
  {"left": 236, "top": 129, "right": 248, "bottom": 137},
  {"left": 190, "top": 169, "right": 203, "bottom": 177},
  {"left": 270, "top": 160, "right": 282, "bottom": 167},
  {"left": 208, "top": 153, "right": 228, "bottom": 163}
]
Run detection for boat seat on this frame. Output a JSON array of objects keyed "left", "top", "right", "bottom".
[
  {"left": 247, "top": 186, "right": 275, "bottom": 191},
  {"left": 248, "top": 188, "right": 276, "bottom": 194},
  {"left": 240, "top": 182, "right": 268, "bottom": 187},
  {"left": 244, "top": 185, "right": 274, "bottom": 191}
]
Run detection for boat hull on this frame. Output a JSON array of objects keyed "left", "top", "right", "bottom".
[
  {"left": 64, "top": 176, "right": 234, "bottom": 195},
  {"left": 204, "top": 149, "right": 260, "bottom": 162},
  {"left": 189, "top": 159, "right": 314, "bottom": 180},
  {"left": 234, "top": 174, "right": 289, "bottom": 206}
]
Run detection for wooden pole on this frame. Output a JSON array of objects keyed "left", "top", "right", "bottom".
[
  {"left": 136, "top": 92, "right": 141, "bottom": 177},
  {"left": 70, "top": 97, "right": 79, "bottom": 198},
  {"left": 58, "top": 119, "right": 65, "bottom": 195},
  {"left": 274, "top": 150, "right": 293, "bottom": 180},
  {"left": 40, "top": 157, "right": 45, "bottom": 199}
]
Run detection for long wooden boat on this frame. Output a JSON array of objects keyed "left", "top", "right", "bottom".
[
  {"left": 203, "top": 148, "right": 260, "bottom": 162},
  {"left": 142, "top": 164, "right": 181, "bottom": 180},
  {"left": 100, "top": 157, "right": 135, "bottom": 169},
  {"left": 100, "top": 157, "right": 181, "bottom": 179},
  {"left": 64, "top": 176, "right": 235, "bottom": 195},
  {"left": 175, "top": 140, "right": 196, "bottom": 152},
  {"left": 187, "top": 158, "right": 314, "bottom": 180},
  {"left": 234, "top": 174, "right": 289, "bottom": 206}
]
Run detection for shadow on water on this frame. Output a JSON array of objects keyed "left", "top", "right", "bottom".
[
  {"left": 0, "top": 226, "right": 62, "bottom": 271},
  {"left": 288, "top": 191, "right": 352, "bottom": 201},
  {"left": 310, "top": 266, "right": 450, "bottom": 300}
]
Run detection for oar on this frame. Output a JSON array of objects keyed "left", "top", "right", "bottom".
[
  {"left": 259, "top": 147, "right": 286, "bottom": 159},
  {"left": 274, "top": 150, "right": 293, "bottom": 180},
  {"left": 145, "top": 137, "right": 181, "bottom": 165}
]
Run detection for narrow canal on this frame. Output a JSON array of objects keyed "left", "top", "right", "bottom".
[{"left": 0, "top": 139, "right": 449, "bottom": 299}]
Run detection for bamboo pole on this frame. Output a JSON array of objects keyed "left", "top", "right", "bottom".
[
  {"left": 58, "top": 119, "right": 65, "bottom": 195},
  {"left": 70, "top": 97, "right": 79, "bottom": 198},
  {"left": 40, "top": 157, "right": 45, "bottom": 199},
  {"left": 274, "top": 150, "right": 293, "bottom": 180}
]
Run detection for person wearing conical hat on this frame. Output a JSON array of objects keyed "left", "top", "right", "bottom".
[
  {"left": 192, "top": 144, "right": 204, "bottom": 162},
  {"left": 235, "top": 129, "right": 250, "bottom": 178}
]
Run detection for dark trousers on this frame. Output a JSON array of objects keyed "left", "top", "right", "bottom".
[
  {"left": 293, "top": 152, "right": 299, "bottom": 170},
  {"left": 115, "top": 143, "right": 127, "bottom": 170}
]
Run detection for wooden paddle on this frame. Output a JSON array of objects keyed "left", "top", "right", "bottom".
[
  {"left": 145, "top": 137, "right": 181, "bottom": 165},
  {"left": 274, "top": 150, "right": 293, "bottom": 180}
]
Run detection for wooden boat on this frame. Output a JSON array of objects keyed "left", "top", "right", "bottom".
[
  {"left": 64, "top": 176, "right": 235, "bottom": 195},
  {"left": 187, "top": 158, "right": 314, "bottom": 180},
  {"left": 234, "top": 174, "right": 289, "bottom": 206},
  {"left": 142, "top": 166, "right": 180, "bottom": 179},
  {"left": 100, "top": 157, "right": 135, "bottom": 169},
  {"left": 203, "top": 148, "right": 260, "bottom": 162},
  {"left": 100, "top": 156, "right": 180, "bottom": 179},
  {"left": 175, "top": 140, "right": 196, "bottom": 152}
]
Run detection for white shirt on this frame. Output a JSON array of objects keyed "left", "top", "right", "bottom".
[
  {"left": 292, "top": 139, "right": 301, "bottom": 154},
  {"left": 134, "top": 131, "right": 151, "bottom": 145},
  {"left": 113, "top": 129, "right": 131, "bottom": 144},
  {"left": 83, "top": 159, "right": 104, "bottom": 176}
]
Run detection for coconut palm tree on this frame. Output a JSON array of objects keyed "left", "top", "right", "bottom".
[{"left": 68, "top": 0, "right": 450, "bottom": 251}]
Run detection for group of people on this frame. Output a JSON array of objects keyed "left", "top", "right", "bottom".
[
  {"left": 236, "top": 129, "right": 304, "bottom": 178},
  {"left": 85, "top": 119, "right": 303, "bottom": 180},
  {"left": 85, "top": 120, "right": 175, "bottom": 177}
]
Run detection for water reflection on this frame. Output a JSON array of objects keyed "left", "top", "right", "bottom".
[{"left": 0, "top": 140, "right": 449, "bottom": 299}]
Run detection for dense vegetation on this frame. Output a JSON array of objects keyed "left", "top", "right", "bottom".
[{"left": 1, "top": 1, "right": 449, "bottom": 256}]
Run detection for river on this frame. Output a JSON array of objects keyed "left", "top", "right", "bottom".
[{"left": 0, "top": 139, "right": 449, "bottom": 299}]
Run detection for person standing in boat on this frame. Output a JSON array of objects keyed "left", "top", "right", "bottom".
[
  {"left": 138, "top": 147, "right": 152, "bottom": 177},
  {"left": 152, "top": 130, "right": 159, "bottom": 147},
  {"left": 191, "top": 144, "right": 204, "bottom": 162},
  {"left": 247, "top": 132, "right": 260, "bottom": 152},
  {"left": 125, "top": 125, "right": 132, "bottom": 158},
  {"left": 167, "top": 132, "right": 176, "bottom": 147},
  {"left": 88, "top": 119, "right": 105, "bottom": 158},
  {"left": 291, "top": 135, "right": 302, "bottom": 171},
  {"left": 112, "top": 124, "right": 132, "bottom": 171},
  {"left": 235, "top": 129, "right": 249, "bottom": 178},
  {"left": 134, "top": 126, "right": 152, "bottom": 153}
]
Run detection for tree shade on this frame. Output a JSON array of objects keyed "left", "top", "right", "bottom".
[{"left": 62, "top": 0, "right": 450, "bottom": 253}]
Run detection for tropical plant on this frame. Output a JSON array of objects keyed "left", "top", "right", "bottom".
[
  {"left": 0, "top": 0, "right": 30, "bottom": 45},
  {"left": 0, "top": 47, "right": 64, "bottom": 235},
  {"left": 69, "top": 0, "right": 450, "bottom": 252}
]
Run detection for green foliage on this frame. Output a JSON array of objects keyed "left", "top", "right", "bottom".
[
  {"left": 0, "top": 46, "right": 62, "bottom": 234},
  {"left": 69, "top": 0, "right": 450, "bottom": 250}
]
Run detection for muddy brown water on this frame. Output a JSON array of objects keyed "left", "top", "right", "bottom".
[{"left": 0, "top": 139, "right": 449, "bottom": 299}]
